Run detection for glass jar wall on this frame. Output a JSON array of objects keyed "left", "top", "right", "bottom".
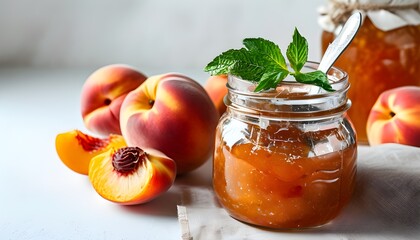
[{"left": 213, "top": 63, "right": 357, "bottom": 229}]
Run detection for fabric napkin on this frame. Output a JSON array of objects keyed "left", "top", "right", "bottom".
[{"left": 177, "top": 144, "right": 420, "bottom": 240}]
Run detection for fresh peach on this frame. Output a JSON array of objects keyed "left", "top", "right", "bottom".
[
  {"left": 120, "top": 73, "right": 219, "bottom": 174},
  {"left": 55, "top": 130, "right": 126, "bottom": 175},
  {"left": 88, "top": 146, "right": 176, "bottom": 205},
  {"left": 81, "top": 64, "right": 147, "bottom": 136},
  {"left": 204, "top": 75, "right": 228, "bottom": 116},
  {"left": 367, "top": 86, "right": 420, "bottom": 147}
]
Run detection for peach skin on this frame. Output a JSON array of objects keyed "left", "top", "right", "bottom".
[
  {"left": 367, "top": 86, "right": 420, "bottom": 147},
  {"left": 88, "top": 146, "right": 176, "bottom": 205},
  {"left": 81, "top": 64, "right": 147, "bottom": 136},
  {"left": 204, "top": 75, "right": 228, "bottom": 117},
  {"left": 55, "top": 130, "right": 126, "bottom": 175},
  {"left": 120, "top": 73, "right": 219, "bottom": 174}
]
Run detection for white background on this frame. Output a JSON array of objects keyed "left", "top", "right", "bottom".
[{"left": 0, "top": 0, "right": 326, "bottom": 70}]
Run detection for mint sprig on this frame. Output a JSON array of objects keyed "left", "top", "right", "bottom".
[{"left": 204, "top": 28, "right": 334, "bottom": 92}]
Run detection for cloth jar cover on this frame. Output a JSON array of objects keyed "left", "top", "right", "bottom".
[{"left": 318, "top": 0, "right": 420, "bottom": 32}]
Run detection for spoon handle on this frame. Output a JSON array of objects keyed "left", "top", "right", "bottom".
[{"left": 318, "top": 12, "right": 362, "bottom": 73}]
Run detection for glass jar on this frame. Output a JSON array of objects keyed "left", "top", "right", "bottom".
[
  {"left": 320, "top": 1, "right": 420, "bottom": 143},
  {"left": 213, "top": 62, "right": 357, "bottom": 229}
]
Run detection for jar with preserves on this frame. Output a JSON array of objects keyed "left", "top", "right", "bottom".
[
  {"left": 213, "top": 62, "right": 357, "bottom": 229},
  {"left": 319, "top": 0, "right": 420, "bottom": 143}
]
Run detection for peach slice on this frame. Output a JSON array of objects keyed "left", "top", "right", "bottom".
[
  {"left": 55, "top": 130, "right": 126, "bottom": 175},
  {"left": 88, "top": 147, "right": 176, "bottom": 205}
]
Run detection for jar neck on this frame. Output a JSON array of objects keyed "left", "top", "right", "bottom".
[{"left": 225, "top": 62, "right": 351, "bottom": 121}]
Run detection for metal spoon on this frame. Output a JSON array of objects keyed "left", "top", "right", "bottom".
[{"left": 317, "top": 11, "right": 362, "bottom": 73}]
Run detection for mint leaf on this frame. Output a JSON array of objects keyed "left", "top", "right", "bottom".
[
  {"left": 204, "top": 48, "right": 265, "bottom": 80},
  {"left": 204, "top": 49, "right": 241, "bottom": 76},
  {"left": 293, "top": 71, "right": 334, "bottom": 92},
  {"left": 254, "top": 70, "right": 288, "bottom": 92},
  {"left": 243, "top": 38, "right": 287, "bottom": 70},
  {"left": 228, "top": 48, "right": 269, "bottom": 81},
  {"left": 286, "top": 28, "right": 308, "bottom": 73},
  {"left": 204, "top": 39, "right": 290, "bottom": 91}
]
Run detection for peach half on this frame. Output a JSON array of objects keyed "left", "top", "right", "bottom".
[
  {"left": 88, "top": 146, "right": 176, "bottom": 205},
  {"left": 55, "top": 130, "right": 126, "bottom": 175}
]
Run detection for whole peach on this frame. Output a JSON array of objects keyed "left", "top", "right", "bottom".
[
  {"left": 366, "top": 86, "right": 420, "bottom": 147},
  {"left": 204, "top": 75, "right": 228, "bottom": 117},
  {"left": 120, "top": 73, "right": 219, "bottom": 174},
  {"left": 81, "top": 64, "right": 147, "bottom": 136}
]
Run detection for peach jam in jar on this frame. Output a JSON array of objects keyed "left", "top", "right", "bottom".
[{"left": 213, "top": 62, "right": 357, "bottom": 229}]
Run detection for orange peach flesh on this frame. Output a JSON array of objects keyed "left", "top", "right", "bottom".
[
  {"left": 55, "top": 130, "right": 126, "bottom": 175},
  {"left": 88, "top": 147, "right": 176, "bottom": 204}
]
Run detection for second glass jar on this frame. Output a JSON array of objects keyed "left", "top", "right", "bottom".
[{"left": 322, "top": 13, "right": 420, "bottom": 143}]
